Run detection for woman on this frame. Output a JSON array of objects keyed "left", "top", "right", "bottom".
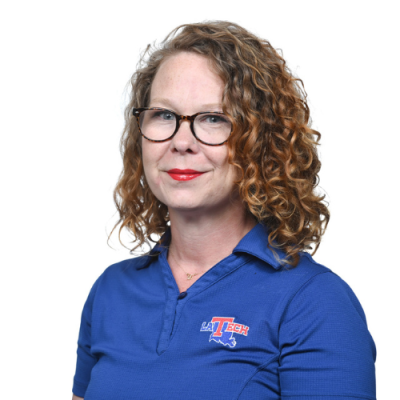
[{"left": 72, "top": 21, "right": 376, "bottom": 399}]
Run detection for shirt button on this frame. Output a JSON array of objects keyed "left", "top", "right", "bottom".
[{"left": 177, "top": 292, "right": 187, "bottom": 299}]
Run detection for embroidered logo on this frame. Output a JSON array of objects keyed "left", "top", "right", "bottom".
[{"left": 200, "top": 317, "right": 249, "bottom": 348}]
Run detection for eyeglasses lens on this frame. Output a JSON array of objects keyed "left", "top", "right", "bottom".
[
  {"left": 193, "top": 113, "right": 231, "bottom": 145},
  {"left": 139, "top": 109, "right": 176, "bottom": 141}
]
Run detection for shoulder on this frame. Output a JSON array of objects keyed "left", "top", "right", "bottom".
[
  {"left": 101, "top": 255, "right": 151, "bottom": 278},
  {"left": 263, "top": 252, "right": 371, "bottom": 332},
  {"left": 283, "top": 253, "right": 367, "bottom": 319},
  {"left": 106, "top": 253, "right": 157, "bottom": 278},
  {"left": 86, "top": 255, "right": 155, "bottom": 300},
  {"left": 278, "top": 254, "right": 376, "bottom": 365}
]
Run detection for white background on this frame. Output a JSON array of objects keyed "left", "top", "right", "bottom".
[{"left": 1, "top": 1, "right": 399, "bottom": 398}]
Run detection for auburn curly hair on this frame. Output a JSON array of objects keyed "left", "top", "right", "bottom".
[{"left": 110, "top": 20, "right": 329, "bottom": 267}]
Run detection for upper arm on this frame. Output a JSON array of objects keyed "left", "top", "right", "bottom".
[
  {"left": 72, "top": 278, "right": 101, "bottom": 398},
  {"left": 278, "top": 272, "right": 376, "bottom": 399},
  {"left": 72, "top": 395, "right": 84, "bottom": 400}
]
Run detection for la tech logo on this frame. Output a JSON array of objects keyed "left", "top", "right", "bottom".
[{"left": 200, "top": 317, "right": 250, "bottom": 348}]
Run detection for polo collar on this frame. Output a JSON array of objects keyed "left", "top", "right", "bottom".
[
  {"left": 136, "top": 222, "right": 284, "bottom": 271},
  {"left": 232, "top": 223, "right": 283, "bottom": 270},
  {"left": 135, "top": 229, "right": 171, "bottom": 270}
]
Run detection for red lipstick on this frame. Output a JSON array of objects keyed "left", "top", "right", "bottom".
[{"left": 167, "top": 169, "right": 205, "bottom": 181}]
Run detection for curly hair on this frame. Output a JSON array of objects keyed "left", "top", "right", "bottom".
[{"left": 110, "top": 20, "right": 329, "bottom": 267}]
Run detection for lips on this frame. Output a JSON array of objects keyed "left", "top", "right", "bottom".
[{"left": 167, "top": 169, "right": 205, "bottom": 181}]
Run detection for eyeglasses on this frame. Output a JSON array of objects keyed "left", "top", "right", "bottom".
[{"left": 132, "top": 107, "right": 232, "bottom": 146}]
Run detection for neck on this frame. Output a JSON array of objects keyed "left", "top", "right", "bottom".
[{"left": 167, "top": 201, "right": 257, "bottom": 275}]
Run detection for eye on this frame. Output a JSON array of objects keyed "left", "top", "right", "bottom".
[
  {"left": 207, "top": 116, "right": 220, "bottom": 123},
  {"left": 199, "top": 114, "right": 229, "bottom": 124},
  {"left": 153, "top": 110, "right": 175, "bottom": 121}
]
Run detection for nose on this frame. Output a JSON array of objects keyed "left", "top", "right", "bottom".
[{"left": 170, "top": 118, "right": 198, "bottom": 153}]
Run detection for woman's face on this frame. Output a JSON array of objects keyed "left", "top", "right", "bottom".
[{"left": 141, "top": 52, "right": 239, "bottom": 215}]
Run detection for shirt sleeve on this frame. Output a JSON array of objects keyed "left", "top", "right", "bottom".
[
  {"left": 72, "top": 278, "right": 101, "bottom": 397},
  {"left": 278, "top": 271, "right": 376, "bottom": 400}
]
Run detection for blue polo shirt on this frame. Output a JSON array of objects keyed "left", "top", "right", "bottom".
[{"left": 73, "top": 223, "right": 376, "bottom": 399}]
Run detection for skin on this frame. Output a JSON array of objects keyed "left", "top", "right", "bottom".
[
  {"left": 143, "top": 53, "right": 238, "bottom": 216},
  {"left": 142, "top": 52, "right": 256, "bottom": 292}
]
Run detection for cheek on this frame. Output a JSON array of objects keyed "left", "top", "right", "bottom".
[
  {"left": 141, "top": 140, "right": 168, "bottom": 186},
  {"left": 141, "top": 141, "right": 157, "bottom": 184},
  {"left": 209, "top": 148, "right": 233, "bottom": 180},
  {"left": 142, "top": 140, "right": 158, "bottom": 169},
  {"left": 207, "top": 145, "right": 229, "bottom": 167},
  {"left": 224, "top": 165, "right": 239, "bottom": 192},
  {"left": 217, "top": 150, "right": 238, "bottom": 187}
]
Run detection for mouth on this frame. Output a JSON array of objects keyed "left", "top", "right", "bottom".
[{"left": 166, "top": 169, "right": 205, "bottom": 181}]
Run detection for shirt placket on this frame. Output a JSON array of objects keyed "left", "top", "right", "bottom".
[{"left": 156, "top": 250, "right": 181, "bottom": 355}]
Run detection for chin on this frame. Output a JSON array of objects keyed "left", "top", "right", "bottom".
[
  {"left": 166, "top": 200, "right": 203, "bottom": 211},
  {"left": 157, "top": 188, "right": 205, "bottom": 210}
]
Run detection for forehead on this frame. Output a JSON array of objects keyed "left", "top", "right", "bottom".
[{"left": 149, "top": 52, "right": 224, "bottom": 110}]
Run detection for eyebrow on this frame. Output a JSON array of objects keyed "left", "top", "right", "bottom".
[{"left": 150, "top": 98, "right": 223, "bottom": 112}]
